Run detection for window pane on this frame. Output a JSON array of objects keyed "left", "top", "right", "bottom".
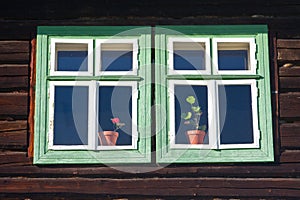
[
  {"left": 174, "top": 42, "right": 206, "bottom": 70},
  {"left": 174, "top": 85, "right": 208, "bottom": 144},
  {"left": 54, "top": 86, "right": 89, "bottom": 145},
  {"left": 98, "top": 86, "right": 132, "bottom": 145},
  {"left": 101, "top": 43, "right": 133, "bottom": 71},
  {"left": 218, "top": 85, "right": 254, "bottom": 144},
  {"left": 217, "top": 42, "right": 249, "bottom": 70},
  {"left": 56, "top": 43, "right": 88, "bottom": 71}
]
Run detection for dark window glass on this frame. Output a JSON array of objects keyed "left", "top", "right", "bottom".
[
  {"left": 218, "top": 50, "right": 248, "bottom": 70},
  {"left": 174, "top": 50, "right": 205, "bottom": 70},
  {"left": 101, "top": 51, "right": 133, "bottom": 71},
  {"left": 174, "top": 85, "right": 208, "bottom": 144},
  {"left": 98, "top": 86, "right": 132, "bottom": 145},
  {"left": 54, "top": 86, "right": 89, "bottom": 145},
  {"left": 218, "top": 85, "right": 254, "bottom": 144},
  {"left": 57, "top": 51, "right": 88, "bottom": 71}
]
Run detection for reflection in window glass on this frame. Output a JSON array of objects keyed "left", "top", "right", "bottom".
[
  {"left": 56, "top": 43, "right": 88, "bottom": 71},
  {"left": 101, "top": 43, "right": 133, "bottom": 71},
  {"left": 173, "top": 42, "right": 205, "bottom": 70},
  {"left": 174, "top": 85, "right": 208, "bottom": 144},
  {"left": 217, "top": 42, "right": 249, "bottom": 71},
  {"left": 54, "top": 86, "right": 89, "bottom": 145},
  {"left": 218, "top": 85, "right": 254, "bottom": 144},
  {"left": 98, "top": 86, "right": 132, "bottom": 145}
]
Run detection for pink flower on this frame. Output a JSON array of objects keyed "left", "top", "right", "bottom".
[{"left": 111, "top": 118, "right": 120, "bottom": 124}]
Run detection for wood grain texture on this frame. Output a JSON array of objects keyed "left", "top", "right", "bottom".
[
  {"left": 279, "top": 92, "right": 300, "bottom": 118},
  {"left": 0, "top": 93, "right": 28, "bottom": 116},
  {"left": 0, "top": 177, "right": 299, "bottom": 197},
  {"left": 280, "top": 77, "right": 300, "bottom": 89},
  {"left": 278, "top": 49, "right": 300, "bottom": 61},
  {"left": 0, "top": 64, "right": 28, "bottom": 76},
  {"left": 279, "top": 66, "right": 300, "bottom": 76},
  {"left": 277, "top": 39, "right": 300, "bottom": 48},
  {"left": 280, "top": 123, "right": 300, "bottom": 149},
  {"left": 280, "top": 150, "right": 300, "bottom": 163},
  {"left": 0, "top": 120, "right": 27, "bottom": 150}
]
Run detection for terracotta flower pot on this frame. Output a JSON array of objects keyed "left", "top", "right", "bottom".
[
  {"left": 98, "top": 131, "right": 119, "bottom": 146},
  {"left": 186, "top": 130, "right": 206, "bottom": 144}
]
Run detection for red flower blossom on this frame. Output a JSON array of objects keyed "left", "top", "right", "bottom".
[{"left": 111, "top": 118, "right": 120, "bottom": 124}]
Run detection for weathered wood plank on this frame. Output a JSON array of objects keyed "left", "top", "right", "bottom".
[
  {"left": 0, "top": 152, "right": 30, "bottom": 165},
  {"left": 280, "top": 123, "right": 300, "bottom": 148},
  {"left": 277, "top": 39, "right": 300, "bottom": 49},
  {"left": 280, "top": 92, "right": 300, "bottom": 118},
  {"left": 0, "top": 93, "right": 28, "bottom": 116},
  {"left": 1, "top": 163, "right": 300, "bottom": 178},
  {"left": 0, "top": 53, "right": 30, "bottom": 64},
  {"left": 0, "top": 41, "right": 29, "bottom": 53},
  {"left": 277, "top": 49, "right": 300, "bottom": 61},
  {"left": 0, "top": 177, "right": 299, "bottom": 197},
  {"left": 0, "top": 120, "right": 27, "bottom": 150},
  {"left": 0, "top": 64, "right": 28, "bottom": 76},
  {"left": 279, "top": 66, "right": 300, "bottom": 76},
  {"left": 0, "top": 76, "right": 28, "bottom": 89},
  {"left": 280, "top": 150, "right": 300, "bottom": 163},
  {"left": 280, "top": 77, "right": 300, "bottom": 89}
]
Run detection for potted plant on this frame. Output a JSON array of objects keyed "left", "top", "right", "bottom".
[
  {"left": 98, "top": 117, "right": 125, "bottom": 146},
  {"left": 181, "top": 95, "right": 207, "bottom": 144}
]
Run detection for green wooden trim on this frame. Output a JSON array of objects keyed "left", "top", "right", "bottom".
[
  {"left": 47, "top": 76, "right": 144, "bottom": 81},
  {"left": 38, "top": 26, "right": 150, "bottom": 36},
  {"left": 166, "top": 75, "right": 263, "bottom": 80},
  {"left": 34, "top": 26, "right": 152, "bottom": 164},
  {"left": 155, "top": 25, "right": 274, "bottom": 163},
  {"left": 156, "top": 25, "right": 268, "bottom": 35}
]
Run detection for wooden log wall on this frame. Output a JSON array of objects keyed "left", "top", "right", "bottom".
[{"left": 0, "top": 1, "right": 300, "bottom": 199}]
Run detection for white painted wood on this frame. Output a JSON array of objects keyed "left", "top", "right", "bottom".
[
  {"left": 50, "top": 38, "right": 93, "bottom": 76},
  {"left": 216, "top": 79, "right": 260, "bottom": 149},
  {"left": 212, "top": 38, "right": 257, "bottom": 75},
  {"left": 96, "top": 81, "right": 138, "bottom": 150},
  {"left": 95, "top": 38, "right": 139, "bottom": 76},
  {"left": 167, "top": 37, "right": 211, "bottom": 75},
  {"left": 168, "top": 80, "right": 214, "bottom": 149},
  {"left": 48, "top": 81, "right": 93, "bottom": 150}
]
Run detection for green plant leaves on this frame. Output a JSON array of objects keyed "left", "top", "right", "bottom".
[{"left": 186, "top": 96, "right": 195, "bottom": 105}]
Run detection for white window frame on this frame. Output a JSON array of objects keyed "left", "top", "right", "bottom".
[
  {"left": 96, "top": 81, "right": 139, "bottom": 150},
  {"left": 216, "top": 79, "right": 260, "bottom": 149},
  {"left": 212, "top": 38, "right": 257, "bottom": 75},
  {"left": 95, "top": 38, "right": 139, "bottom": 76},
  {"left": 48, "top": 81, "right": 96, "bottom": 150},
  {"left": 50, "top": 39, "right": 93, "bottom": 76},
  {"left": 168, "top": 37, "right": 211, "bottom": 75},
  {"left": 168, "top": 80, "right": 216, "bottom": 149}
]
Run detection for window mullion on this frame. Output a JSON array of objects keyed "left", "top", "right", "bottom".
[{"left": 88, "top": 80, "right": 98, "bottom": 150}]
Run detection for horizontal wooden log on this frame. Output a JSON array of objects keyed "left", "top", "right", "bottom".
[
  {"left": 0, "top": 41, "right": 29, "bottom": 53},
  {"left": 280, "top": 123, "right": 300, "bottom": 148},
  {"left": 280, "top": 150, "right": 300, "bottom": 163},
  {"left": 0, "top": 53, "right": 30, "bottom": 64},
  {"left": 280, "top": 77, "right": 300, "bottom": 89},
  {"left": 0, "top": 64, "right": 28, "bottom": 76},
  {"left": 0, "top": 120, "right": 27, "bottom": 150},
  {"left": 279, "top": 66, "right": 300, "bottom": 76},
  {"left": 277, "top": 39, "right": 300, "bottom": 49},
  {"left": 0, "top": 152, "right": 30, "bottom": 165},
  {"left": 0, "top": 177, "right": 299, "bottom": 197},
  {"left": 0, "top": 76, "right": 28, "bottom": 89},
  {"left": 0, "top": 93, "right": 28, "bottom": 116},
  {"left": 0, "top": 163, "right": 300, "bottom": 178},
  {"left": 277, "top": 49, "right": 300, "bottom": 61},
  {"left": 280, "top": 92, "right": 300, "bottom": 118}
]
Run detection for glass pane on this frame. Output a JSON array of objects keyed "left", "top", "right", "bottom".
[
  {"left": 174, "top": 85, "right": 208, "bottom": 144},
  {"left": 101, "top": 43, "right": 133, "bottom": 71},
  {"left": 218, "top": 85, "right": 254, "bottom": 144},
  {"left": 173, "top": 42, "right": 206, "bottom": 70},
  {"left": 53, "top": 86, "right": 89, "bottom": 145},
  {"left": 98, "top": 86, "right": 132, "bottom": 145},
  {"left": 56, "top": 43, "right": 88, "bottom": 71},
  {"left": 217, "top": 43, "right": 249, "bottom": 70}
]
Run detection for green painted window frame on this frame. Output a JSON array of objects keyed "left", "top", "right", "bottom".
[
  {"left": 155, "top": 25, "right": 274, "bottom": 163},
  {"left": 34, "top": 26, "right": 152, "bottom": 164}
]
